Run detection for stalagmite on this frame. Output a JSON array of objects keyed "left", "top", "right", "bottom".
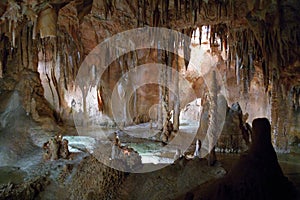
[{"left": 201, "top": 71, "right": 218, "bottom": 166}]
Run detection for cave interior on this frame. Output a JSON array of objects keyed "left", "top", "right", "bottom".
[{"left": 0, "top": 0, "right": 300, "bottom": 199}]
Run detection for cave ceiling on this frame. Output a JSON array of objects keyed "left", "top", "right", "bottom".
[{"left": 0, "top": 0, "right": 299, "bottom": 91}]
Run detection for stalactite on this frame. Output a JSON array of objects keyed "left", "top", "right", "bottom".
[
  {"left": 64, "top": 50, "right": 70, "bottom": 91},
  {"left": 104, "top": 0, "right": 113, "bottom": 19},
  {"left": 143, "top": 0, "right": 147, "bottom": 25},
  {"left": 71, "top": 51, "right": 77, "bottom": 81},
  {"left": 32, "top": 16, "right": 37, "bottom": 40},
  {"left": 12, "top": 22, "right": 16, "bottom": 47},
  {"left": 166, "top": 0, "right": 169, "bottom": 24},
  {"left": 230, "top": 0, "right": 234, "bottom": 19},
  {"left": 174, "top": 0, "right": 178, "bottom": 19},
  {"left": 21, "top": 25, "right": 28, "bottom": 69},
  {"left": 152, "top": 4, "right": 160, "bottom": 27},
  {"left": 227, "top": 39, "right": 231, "bottom": 70},
  {"left": 28, "top": 25, "right": 35, "bottom": 71},
  {"left": 55, "top": 36, "right": 68, "bottom": 113},
  {"left": 206, "top": 25, "right": 209, "bottom": 40},
  {"left": 61, "top": 42, "right": 68, "bottom": 90},
  {"left": 217, "top": 1, "right": 221, "bottom": 21},
  {"left": 209, "top": 25, "right": 214, "bottom": 47},
  {"left": 179, "top": 0, "right": 182, "bottom": 16},
  {"left": 1, "top": 0, "right": 21, "bottom": 48},
  {"left": 262, "top": 59, "right": 268, "bottom": 91},
  {"left": 150, "top": 0, "right": 154, "bottom": 12},
  {"left": 199, "top": 26, "right": 202, "bottom": 45},
  {"left": 198, "top": 0, "right": 202, "bottom": 14},
  {"left": 137, "top": 0, "right": 140, "bottom": 27},
  {"left": 189, "top": 0, "right": 193, "bottom": 22},
  {"left": 17, "top": 28, "right": 22, "bottom": 72},
  {"left": 183, "top": 28, "right": 192, "bottom": 70},
  {"left": 51, "top": 60, "right": 61, "bottom": 110},
  {"left": 44, "top": 60, "right": 56, "bottom": 107},
  {"left": 184, "top": 0, "right": 187, "bottom": 19},
  {"left": 236, "top": 53, "right": 240, "bottom": 85},
  {"left": 194, "top": 8, "right": 197, "bottom": 24},
  {"left": 224, "top": 30, "right": 228, "bottom": 58},
  {"left": 31, "top": 26, "right": 38, "bottom": 72}
]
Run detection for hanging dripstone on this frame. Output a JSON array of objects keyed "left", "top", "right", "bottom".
[
  {"left": 152, "top": 3, "right": 160, "bottom": 27},
  {"left": 183, "top": 28, "right": 192, "bottom": 70},
  {"left": 142, "top": 0, "right": 147, "bottom": 25},
  {"left": 174, "top": 0, "right": 178, "bottom": 19},
  {"left": 1, "top": 0, "right": 22, "bottom": 48}
]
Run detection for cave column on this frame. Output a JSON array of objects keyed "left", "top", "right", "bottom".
[{"left": 173, "top": 34, "right": 180, "bottom": 131}]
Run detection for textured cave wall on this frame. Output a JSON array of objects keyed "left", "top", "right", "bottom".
[
  {"left": 0, "top": 0, "right": 300, "bottom": 150},
  {"left": 0, "top": 23, "right": 58, "bottom": 130}
]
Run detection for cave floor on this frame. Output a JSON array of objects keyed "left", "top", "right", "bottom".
[{"left": 0, "top": 122, "right": 300, "bottom": 199}]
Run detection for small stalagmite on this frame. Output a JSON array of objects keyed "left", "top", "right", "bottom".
[{"left": 43, "top": 135, "right": 70, "bottom": 161}]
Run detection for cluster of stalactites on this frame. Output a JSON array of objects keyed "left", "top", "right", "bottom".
[
  {"left": 206, "top": 23, "right": 264, "bottom": 93},
  {"left": 104, "top": 0, "right": 233, "bottom": 28},
  {"left": 0, "top": 0, "right": 58, "bottom": 48}
]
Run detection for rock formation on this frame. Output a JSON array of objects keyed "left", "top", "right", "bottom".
[
  {"left": 0, "top": 0, "right": 299, "bottom": 199},
  {"left": 217, "top": 102, "right": 252, "bottom": 153},
  {"left": 43, "top": 135, "right": 70, "bottom": 160},
  {"left": 0, "top": 1, "right": 298, "bottom": 149},
  {"left": 197, "top": 118, "right": 298, "bottom": 200}
]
